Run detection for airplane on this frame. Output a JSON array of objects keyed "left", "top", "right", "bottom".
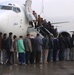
[
  {"left": 0, "top": 0, "right": 72, "bottom": 38},
  {"left": 0, "top": 0, "right": 36, "bottom": 37}
]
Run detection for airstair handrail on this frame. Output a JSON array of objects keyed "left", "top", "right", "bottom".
[{"left": 37, "top": 24, "right": 53, "bottom": 36}]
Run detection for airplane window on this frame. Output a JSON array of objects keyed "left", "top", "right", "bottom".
[
  {"left": 1, "top": 6, "right": 12, "bottom": 10},
  {"left": 13, "top": 7, "right": 16, "bottom": 12},
  {"left": 13, "top": 7, "right": 21, "bottom": 13},
  {"left": 17, "top": 8, "right": 21, "bottom": 12}
]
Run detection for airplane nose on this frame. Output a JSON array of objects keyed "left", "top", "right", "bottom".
[{"left": 0, "top": 10, "right": 8, "bottom": 32}]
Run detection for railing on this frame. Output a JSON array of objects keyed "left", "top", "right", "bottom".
[{"left": 37, "top": 25, "right": 53, "bottom": 36}]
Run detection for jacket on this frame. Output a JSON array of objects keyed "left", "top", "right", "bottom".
[
  {"left": 24, "top": 37, "right": 32, "bottom": 52},
  {"left": 53, "top": 38, "right": 59, "bottom": 50},
  {"left": 35, "top": 37, "right": 43, "bottom": 51},
  {"left": 6, "top": 37, "right": 12, "bottom": 51},
  {"left": 17, "top": 39, "right": 25, "bottom": 53},
  {"left": 0, "top": 36, "right": 2, "bottom": 49},
  {"left": 42, "top": 37, "right": 49, "bottom": 49}
]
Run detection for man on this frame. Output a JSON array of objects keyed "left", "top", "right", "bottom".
[
  {"left": 2, "top": 33, "right": 7, "bottom": 64},
  {"left": 70, "top": 34, "right": 74, "bottom": 61},
  {"left": 64, "top": 36, "right": 71, "bottom": 61},
  {"left": 24, "top": 34, "right": 32, "bottom": 64},
  {"left": 0, "top": 32, "right": 2, "bottom": 64},
  {"left": 35, "top": 33, "right": 43, "bottom": 64},
  {"left": 32, "top": 11, "right": 38, "bottom": 28},
  {"left": 47, "top": 35, "right": 53, "bottom": 62},
  {"left": 17, "top": 36, "right": 25, "bottom": 65},
  {"left": 53, "top": 35, "right": 59, "bottom": 62},
  {"left": 33, "top": 11, "right": 38, "bottom": 20},
  {"left": 13, "top": 35, "right": 17, "bottom": 64},
  {"left": 6, "top": 32, "right": 13, "bottom": 65},
  {"left": 59, "top": 34, "right": 65, "bottom": 61},
  {"left": 38, "top": 15, "right": 42, "bottom": 27},
  {"left": 30, "top": 35, "right": 36, "bottom": 64},
  {"left": 42, "top": 34, "right": 49, "bottom": 63}
]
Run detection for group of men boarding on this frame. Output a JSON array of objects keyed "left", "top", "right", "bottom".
[{"left": 0, "top": 32, "right": 74, "bottom": 65}]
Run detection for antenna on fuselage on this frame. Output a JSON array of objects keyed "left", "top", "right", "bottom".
[
  {"left": 8, "top": 3, "right": 12, "bottom": 5},
  {"left": 8, "top": 3, "right": 15, "bottom": 6}
]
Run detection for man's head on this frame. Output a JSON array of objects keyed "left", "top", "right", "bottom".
[
  {"left": 33, "top": 10, "right": 36, "bottom": 14},
  {"left": 13, "top": 35, "right": 17, "bottom": 40},
  {"left": 36, "top": 33, "right": 40, "bottom": 37},
  {"left": 19, "top": 36, "right": 23, "bottom": 39},
  {"left": 0, "top": 32, "right": 2, "bottom": 36},
  {"left": 3, "top": 33, "right": 7, "bottom": 38},
  {"left": 33, "top": 11, "right": 35, "bottom": 13},
  {"left": 27, "top": 34, "right": 30, "bottom": 38},
  {"left": 9, "top": 32, "right": 13, "bottom": 38}
]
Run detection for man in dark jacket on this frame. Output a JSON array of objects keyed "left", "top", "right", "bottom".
[
  {"left": 30, "top": 35, "right": 36, "bottom": 64},
  {"left": 2, "top": 33, "right": 7, "bottom": 64},
  {"left": 59, "top": 34, "right": 66, "bottom": 61},
  {"left": 35, "top": 33, "right": 43, "bottom": 64},
  {"left": 42, "top": 34, "right": 49, "bottom": 63},
  {"left": 64, "top": 36, "right": 71, "bottom": 61},
  {"left": 70, "top": 34, "right": 74, "bottom": 61},
  {"left": 53, "top": 36, "right": 59, "bottom": 62},
  {"left": 48, "top": 35, "right": 53, "bottom": 62},
  {"left": 6, "top": 32, "right": 13, "bottom": 65},
  {"left": 0, "top": 32, "right": 2, "bottom": 64}
]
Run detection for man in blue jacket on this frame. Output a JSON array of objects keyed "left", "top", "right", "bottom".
[{"left": 35, "top": 33, "right": 43, "bottom": 64}]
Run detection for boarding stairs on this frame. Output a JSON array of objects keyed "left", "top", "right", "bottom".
[{"left": 27, "top": 24, "right": 53, "bottom": 38}]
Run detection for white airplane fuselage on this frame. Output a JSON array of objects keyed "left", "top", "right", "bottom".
[{"left": 0, "top": 3, "right": 30, "bottom": 37}]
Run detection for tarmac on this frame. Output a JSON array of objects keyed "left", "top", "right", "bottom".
[{"left": 0, "top": 61, "right": 74, "bottom": 75}]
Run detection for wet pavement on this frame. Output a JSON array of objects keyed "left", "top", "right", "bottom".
[{"left": 0, "top": 61, "right": 74, "bottom": 75}]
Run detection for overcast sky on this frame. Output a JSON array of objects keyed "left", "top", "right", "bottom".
[{"left": 32, "top": 0, "right": 74, "bottom": 20}]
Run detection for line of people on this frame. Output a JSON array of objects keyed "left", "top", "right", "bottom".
[{"left": 0, "top": 32, "right": 74, "bottom": 65}]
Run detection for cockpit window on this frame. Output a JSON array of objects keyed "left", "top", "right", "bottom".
[
  {"left": 1, "top": 6, "right": 12, "bottom": 10},
  {"left": 0, "top": 5, "right": 21, "bottom": 13},
  {"left": 13, "top": 7, "right": 21, "bottom": 13}
]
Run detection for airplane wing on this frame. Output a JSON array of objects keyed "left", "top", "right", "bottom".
[{"left": 51, "top": 21, "right": 69, "bottom": 24}]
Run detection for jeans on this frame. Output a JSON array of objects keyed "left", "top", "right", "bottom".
[
  {"left": 26, "top": 51, "right": 31, "bottom": 64},
  {"left": 48, "top": 49, "right": 53, "bottom": 62},
  {"left": 59, "top": 49, "right": 65, "bottom": 61},
  {"left": 19, "top": 53, "right": 26, "bottom": 64},
  {"left": 64, "top": 48, "right": 70, "bottom": 61}
]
